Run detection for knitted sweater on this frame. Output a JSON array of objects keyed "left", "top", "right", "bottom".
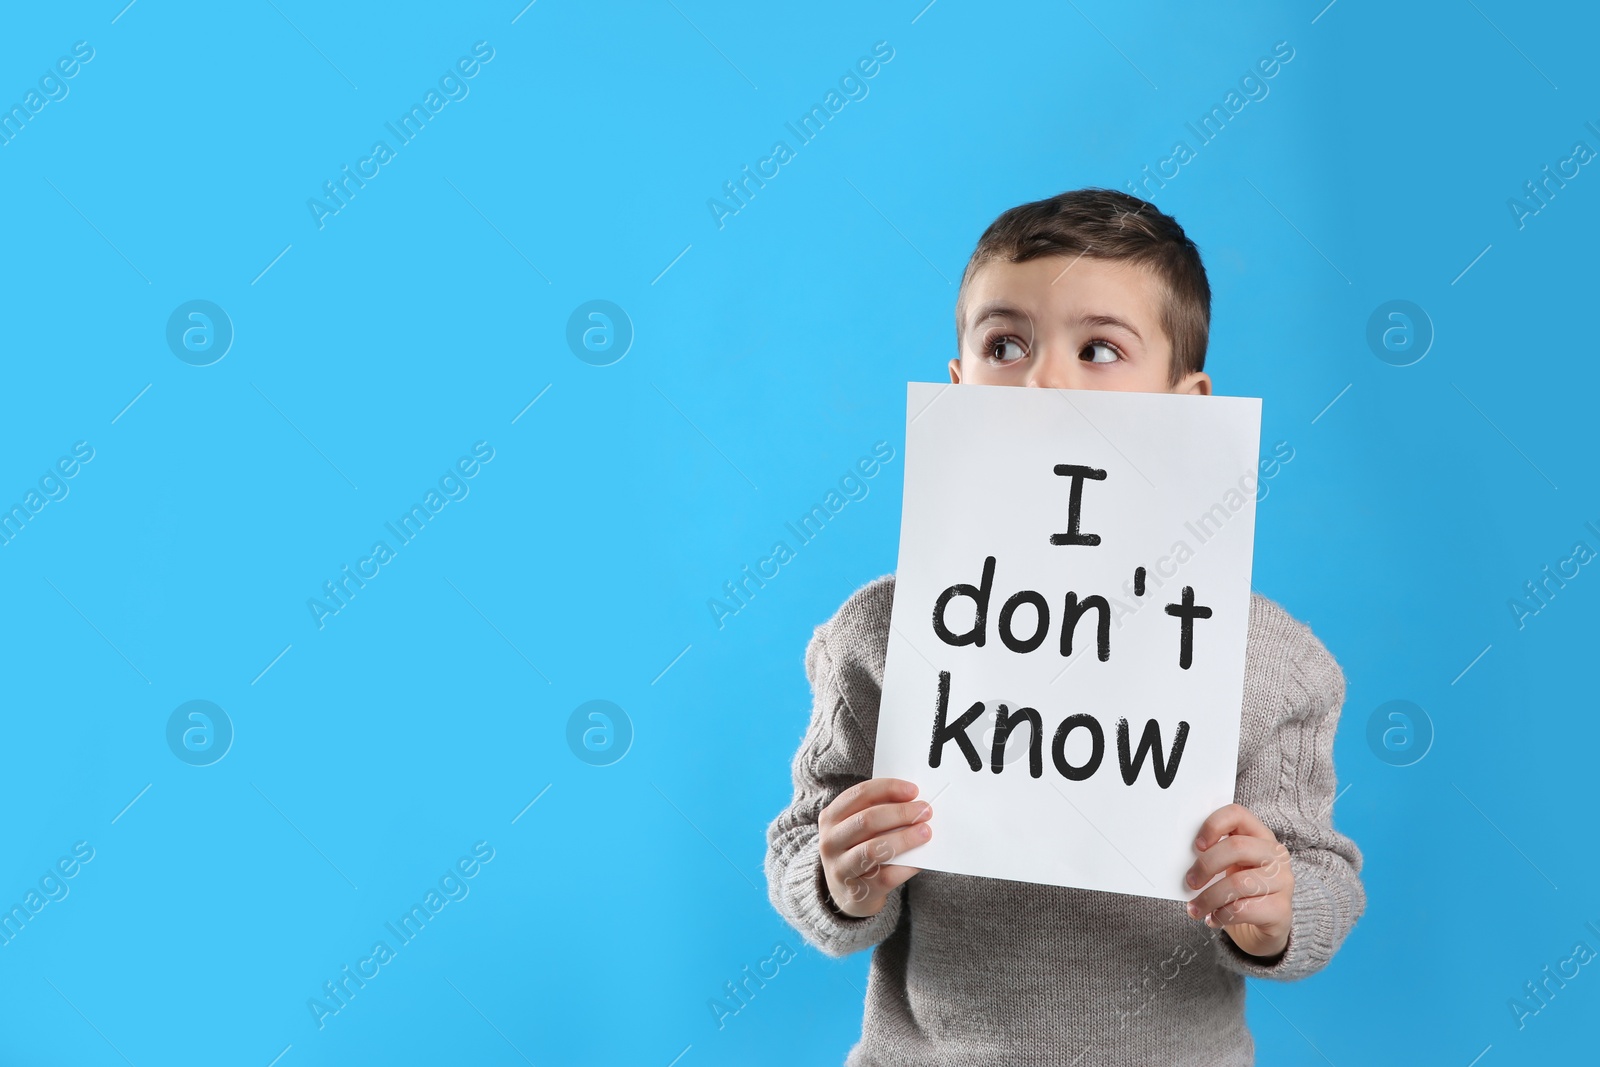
[{"left": 764, "top": 573, "right": 1364, "bottom": 1066}]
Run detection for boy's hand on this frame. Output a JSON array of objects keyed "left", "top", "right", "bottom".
[
  {"left": 818, "top": 777, "right": 932, "bottom": 919},
  {"left": 1183, "top": 803, "right": 1294, "bottom": 960}
]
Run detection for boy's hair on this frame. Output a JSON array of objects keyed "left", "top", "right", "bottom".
[{"left": 954, "top": 188, "right": 1211, "bottom": 387}]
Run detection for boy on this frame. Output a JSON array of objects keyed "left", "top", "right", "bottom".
[{"left": 763, "top": 188, "right": 1363, "bottom": 1065}]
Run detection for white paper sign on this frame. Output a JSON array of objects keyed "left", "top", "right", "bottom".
[{"left": 873, "top": 382, "right": 1262, "bottom": 902}]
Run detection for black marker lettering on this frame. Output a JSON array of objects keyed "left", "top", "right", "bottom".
[
  {"left": 1162, "top": 586, "right": 1213, "bottom": 669},
  {"left": 928, "top": 669, "right": 985, "bottom": 771},
  {"left": 991, "top": 703, "right": 1043, "bottom": 777},
  {"left": 933, "top": 555, "right": 995, "bottom": 647},
  {"left": 1052, "top": 713, "right": 1105, "bottom": 781},
  {"left": 998, "top": 590, "right": 1050, "bottom": 654},
  {"left": 1050, "top": 464, "right": 1107, "bottom": 547},
  {"left": 1117, "top": 717, "right": 1190, "bottom": 789},
  {"left": 1060, "top": 593, "right": 1111, "bottom": 661}
]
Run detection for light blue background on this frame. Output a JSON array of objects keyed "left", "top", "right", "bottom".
[{"left": 0, "top": 1, "right": 1594, "bottom": 1064}]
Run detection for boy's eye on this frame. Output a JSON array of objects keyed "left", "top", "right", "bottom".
[
  {"left": 1080, "top": 341, "right": 1121, "bottom": 364},
  {"left": 983, "top": 335, "right": 1027, "bottom": 364}
]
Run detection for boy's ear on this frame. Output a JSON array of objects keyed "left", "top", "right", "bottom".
[
  {"left": 1176, "top": 370, "right": 1212, "bottom": 396},
  {"left": 947, "top": 357, "right": 962, "bottom": 384}
]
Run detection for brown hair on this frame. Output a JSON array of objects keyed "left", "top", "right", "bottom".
[{"left": 954, "top": 188, "right": 1211, "bottom": 387}]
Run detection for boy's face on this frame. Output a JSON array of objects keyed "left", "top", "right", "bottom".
[{"left": 948, "top": 256, "right": 1211, "bottom": 395}]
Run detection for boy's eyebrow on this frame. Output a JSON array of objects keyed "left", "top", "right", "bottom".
[
  {"left": 967, "top": 303, "right": 1145, "bottom": 343},
  {"left": 966, "top": 302, "right": 1029, "bottom": 330},
  {"left": 1073, "top": 313, "right": 1143, "bottom": 341}
]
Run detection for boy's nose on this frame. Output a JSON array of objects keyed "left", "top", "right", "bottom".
[{"left": 1024, "top": 358, "right": 1077, "bottom": 391}]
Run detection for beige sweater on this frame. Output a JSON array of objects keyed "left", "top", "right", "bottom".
[{"left": 764, "top": 573, "right": 1364, "bottom": 1066}]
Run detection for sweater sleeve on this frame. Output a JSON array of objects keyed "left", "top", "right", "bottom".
[
  {"left": 764, "top": 615, "right": 905, "bottom": 959},
  {"left": 1214, "top": 614, "right": 1366, "bottom": 982}
]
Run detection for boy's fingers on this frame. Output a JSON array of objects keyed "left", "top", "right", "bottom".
[
  {"left": 1184, "top": 835, "right": 1284, "bottom": 889},
  {"left": 842, "top": 824, "right": 932, "bottom": 882},
  {"left": 1186, "top": 867, "right": 1290, "bottom": 923},
  {"left": 1208, "top": 892, "right": 1284, "bottom": 931},
  {"left": 834, "top": 869, "right": 879, "bottom": 908},
  {"left": 822, "top": 778, "right": 919, "bottom": 831},
  {"left": 1193, "top": 803, "right": 1275, "bottom": 852},
  {"left": 835, "top": 860, "right": 920, "bottom": 912},
  {"left": 825, "top": 800, "right": 933, "bottom": 856}
]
